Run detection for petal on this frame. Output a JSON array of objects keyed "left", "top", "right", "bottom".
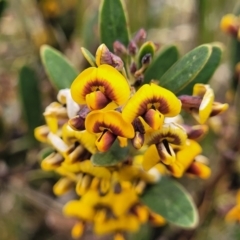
[
  {"left": 122, "top": 83, "right": 181, "bottom": 124},
  {"left": 225, "top": 205, "right": 240, "bottom": 222},
  {"left": 86, "top": 110, "right": 134, "bottom": 138},
  {"left": 144, "top": 109, "right": 164, "bottom": 130},
  {"left": 34, "top": 125, "right": 50, "bottom": 143},
  {"left": 63, "top": 200, "right": 95, "bottom": 221},
  {"left": 78, "top": 160, "right": 111, "bottom": 179},
  {"left": 167, "top": 140, "right": 202, "bottom": 177},
  {"left": 74, "top": 130, "right": 98, "bottom": 154},
  {"left": 193, "top": 84, "right": 214, "bottom": 124},
  {"left": 145, "top": 123, "right": 187, "bottom": 146},
  {"left": 186, "top": 161, "right": 211, "bottom": 179},
  {"left": 57, "top": 89, "right": 80, "bottom": 118},
  {"left": 156, "top": 141, "right": 176, "bottom": 165},
  {"left": 71, "top": 222, "right": 85, "bottom": 239},
  {"left": 71, "top": 64, "right": 130, "bottom": 106},
  {"left": 142, "top": 145, "right": 160, "bottom": 171},
  {"left": 41, "top": 152, "right": 64, "bottom": 171},
  {"left": 86, "top": 91, "right": 110, "bottom": 110},
  {"left": 76, "top": 174, "right": 92, "bottom": 196},
  {"left": 210, "top": 102, "right": 229, "bottom": 117},
  {"left": 53, "top": 177, "right": 74, "bottom": 196},
  {"left": 48, "top": 132, "right": 69, "bottom": 153},
  {"left": 149, "top": 211, "right": 166, "bottom": 226},
  {"left": 96, "top": 130, "right": 117, "bottom": 152}
]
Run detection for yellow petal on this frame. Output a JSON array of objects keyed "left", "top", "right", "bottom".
[
  {"left": 71, "top": 64, "right": 130, "bottom": 107},
  {"left": 187, "top": 161, "right": 211, "bottom": 179},
  {"left": 143, "top": 144, "right": 160, "bottom": 171},
  {"left": 144, "top": 109, "right": 164, "bottom": 130},
  {"left": 86, "top": 110, "right": 135, "bottom": 138},
  {"left": 122, "top": 83, "right": 181, "bottom": 124},
  {"left": 193, "top": 84, "right": 214, "bottom": 124},
  {"left": 86, "top": 91, "right": 110, "bottom": 110},
  {"left": 63, "top": 200, "right": 95, "bottom": 221},
  {"left": 53, "top": 177, "right": 74, "bottom": 196},
  {"left": 96, "top": 130, "right": 117, "bottom": 152},
  {"left": 149, "top": 211, "right": 166, "bottom": 226},
  {"left": 167, "top": 140, "right": 202, "bottom": 177},
  {"left": 225, "top": 205, "right": 240, "bottom": 222},
  {"left": 220, "top": 14, "right": 239, "bottom": 34},
  {"left": 41, "top": 152, "right": 64, "bottom": 171},
  {"left": 34, "top": 125, "right": 50, "bottom": 143},
  {"left": 71, "top": 222, "right": 85, "bottom": 239}
]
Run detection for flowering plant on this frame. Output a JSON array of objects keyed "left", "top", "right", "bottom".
[{"left": 32, "top": 0, "right": 229, "bottom": 239}]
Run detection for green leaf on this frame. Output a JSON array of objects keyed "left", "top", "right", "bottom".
[
  {"left": 40, "top": 45, "right": 78, "bottom": 90},
  {"left": 99, "top": 0, "right": 130, "bottom": 51},
  {"left": 81, "top": 47, "right": 97, "bottom": 67},
  {"left": 91, "top": 140, "right": 129, "bottom": 166},
  {"left": 144, "top": 45, "right": 179, "bottom": 84},
  {"left": 0, "top": 0, "right": 7, "bottom": 19},
  {"left": 160, "top": 44, "right": 212, "bottom": 93},
  {"left": 141, "top": 176, "right": 199, "bottom": 228},
  {"left": 137, "top": 41, "right": 156, "bottom": 68},
  {"left": 18, "top": 66, "right": 43, "bottom": 138},
  {"left": 178, "top": 43, "right": 223, "bottom": 95}
]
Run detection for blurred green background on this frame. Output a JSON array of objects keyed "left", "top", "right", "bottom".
[{"left": 0, "top": 0, "right": 239, "bottom": 239}]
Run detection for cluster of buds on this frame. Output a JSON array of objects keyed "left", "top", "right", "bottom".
[{"left": 35, "top": 29, "right": 228, "bottom": 239}]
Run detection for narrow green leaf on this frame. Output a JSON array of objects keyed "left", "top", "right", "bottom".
[
  {"left": 178, "top": 43, "right": 223, "bottom": 95},
  {"left": 91, "top": 140, "right": 129, "bottom": 166},
  {"left": 144, "top": 45, "right": 179, "bottom": 84},
  {"left": 137, "top": 41, "right": 156, "bottom": 68},
  {"left": 0, "top": 0, "right": 7, "bottom": 19},
  {"left": 81, "top": 47, "right": 97, "bottom": 67},
  {"left": 160, "top": 44, "right": 212, "bottom": 93},
  {"left": 99, "top": 0, "right": 130, "bottom": 51},
  {"left": 18, "top": 66, "right": 43, "bottom": 138},
  {"left": 40, "top": 45, "right": 78, "bottom": 90},
  {"left": 141, "top": 176, "right": 199, "bottom": 228}
]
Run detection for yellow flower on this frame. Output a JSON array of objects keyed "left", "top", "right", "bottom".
[
  {"left": 43, "top": 102, "right": 68, "bottom": 133},
  {"left": 220, "top": 14, "right": 240, "bottom": 39},
  {"left": 225, "top": 191, "right": 240, "bottom": 222},
  {"left": 85, "top": 110, "right": 134, "bottom": 152},
  {"left": 53, "top": 177, "right": 74, "bottom": 196},
  {"left": 34, "top": 125, "right": 50, "bottom": 143},
  {"left": 122, "top": 83, "right": 181, "bottom": 129},
  {"left": 70, "top": 64, "right": 130, "bottom": 110},
  {"left": 179, "top": 84, "right": 228, "bottom": 124},
  {"left": 143, "top": 123, "right": 187, "bottom": 168},
  {"left": 167, "top": 140, "right": 211, "bottom": 179}
]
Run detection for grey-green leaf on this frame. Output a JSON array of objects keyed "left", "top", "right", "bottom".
[
  {"left": 91, "top": 140, "right": 129, "bottom": 166},
  {"left": 40, "top": 45, "right": 78, "bottom": 90},
  {"left": 141, "top": 176, "right": 199, "bottom": 228},
  {"left": 160, "top": 44, "right": 212, "bottom": 93},
  {"left": 99, "top": 0, "right": 130, "bottom": 51},
  {"left": 144, "top": 45, "right": 179, "bottom": 84},
  {"left": 18, "top": 66, "right": 43, "bottom": 138},
  {"left": 178, "top": 43, "right": 223, "bottom": 95}
]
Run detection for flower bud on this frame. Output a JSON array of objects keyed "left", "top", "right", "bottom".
[{"left": 96, "top": 44, "right": 123, "bottom": 70}]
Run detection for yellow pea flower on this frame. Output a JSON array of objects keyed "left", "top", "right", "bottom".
[
  {"left": 85, "top": 110, "right": 134, "bottom": 152},
  {"left": 70, "top": 64, "right": 130, "bottom": 110},
  {"left": 122, "top": 83, "right": 181, "bottom": 129}
]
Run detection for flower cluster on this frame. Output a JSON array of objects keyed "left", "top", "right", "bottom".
[{"left": 35, "top": 30, "right": 228, "bottom": 239}]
